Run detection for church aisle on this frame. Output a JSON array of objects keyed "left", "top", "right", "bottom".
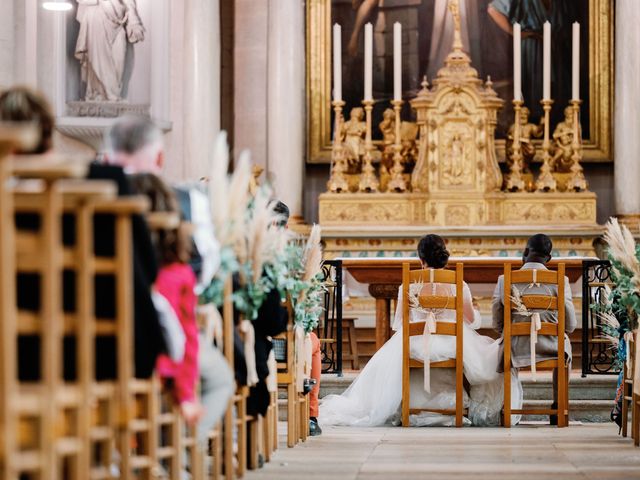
[{"left": 246, "top": 424, "right": 640, "bottom": 479}]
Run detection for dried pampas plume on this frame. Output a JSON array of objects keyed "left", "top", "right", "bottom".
[
  {"left": 303, "top": 224, "right": 323, "bottom": 282},
  {"left": 604, "top": 218, "right": 640, "bottom": 292},
  {"left": 228, "top": 151, "right": 252, "bottom": 263},
  {"left": 208, "top": 132, "right": 230, "bottom": 244},
  {"left": 246, "top": 189, "right": 277, "bottom": 283},
  {"left": 597, "top": 310, "right": 621, "bottom": 348}
]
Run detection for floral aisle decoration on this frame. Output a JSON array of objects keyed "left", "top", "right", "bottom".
[{"left": 596, "top": 218, "right": 640, "bottom": 428}]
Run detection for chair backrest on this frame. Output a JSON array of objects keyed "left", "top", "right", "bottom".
[
  {"left": 502, "top": 263, "right": 566, "bottom": 367},
  {"left": 401, "top": 262, "right": 464, "bottom": 339},
  {"left": 503, "top": 263, "right": 565, "bottom": 338}
]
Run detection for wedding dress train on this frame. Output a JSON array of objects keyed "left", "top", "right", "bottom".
[{"left": 321, "top": 282, "right": 523, "bottom": 427}]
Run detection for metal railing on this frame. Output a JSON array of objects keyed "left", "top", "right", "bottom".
[
  {"left": 581, "top": 259, "right": 619, "bottom": 376},
  {"left": 317, "top": 260, "right": 343, "bottom": 376}
]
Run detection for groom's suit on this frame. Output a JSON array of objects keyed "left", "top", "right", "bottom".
[{"left": 491, "top": 262, "right": 577, "bottom": 371}]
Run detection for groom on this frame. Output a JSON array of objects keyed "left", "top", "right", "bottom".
[{"left": 491, "top": 234, "right": 577, "bottom": 422}]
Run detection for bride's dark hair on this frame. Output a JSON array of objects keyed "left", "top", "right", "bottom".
[{"left": 417, "top": 234, "right": 450, "bottom": 269}]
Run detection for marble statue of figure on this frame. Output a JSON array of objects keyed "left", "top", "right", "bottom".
[
  {"left": 506, "top": 106, "right": 543, "bottom": 173},
  {"left": 342, "top": 107, "right": 367, "bottom": 172},
  {"left": 551, "top": 105, "right": 580, "bottom": 173},
  {"left": 75, "top": 0, "right": 146, "bottom": 102}
]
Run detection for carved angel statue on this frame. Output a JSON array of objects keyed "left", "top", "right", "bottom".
[
  {"left": 506, "top": 106, "right": 543, "bottom": 173},
  {"left": 551, "top": 105, "right": 581, "bottom": 173},
  {"left": 342, "top": 107, "right": 366, "bottom": 172},
  {"left": 379, "top": 108, "right": 396, "bottom": 172},
  {"left": 75, "top": 0, "right": 146, "bottom": 102}
]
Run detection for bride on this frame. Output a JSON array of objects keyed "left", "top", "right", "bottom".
[{"left": 321, "top": 234, "right": 523, "bottom": 427}]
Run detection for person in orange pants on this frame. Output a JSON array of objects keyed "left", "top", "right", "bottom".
[{"left": 309, "top": 331, "right": 322, "bottom": 435}]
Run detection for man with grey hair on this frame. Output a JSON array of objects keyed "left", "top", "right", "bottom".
[
  {"left": 103, "top": 115, "right": 231, "bottom": 440},
  {"left": 104, "top": 115, "right": 165, "bottom": 174}
]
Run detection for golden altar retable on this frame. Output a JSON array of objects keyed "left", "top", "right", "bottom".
[{"left": 319, "top": 11, "right": 599, "bottom": 259}]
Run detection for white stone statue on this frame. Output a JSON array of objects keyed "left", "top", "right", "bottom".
[{"left": 74, "top": 0, "right": 145, "bottom": 102}]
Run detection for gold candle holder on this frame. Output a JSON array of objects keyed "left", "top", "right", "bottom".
[
  {"left": 327, "top": 100, "right": 349, "bottom": 193},
  {"left": 535, "top": 98, "right": 557, "bottom": 192},
  {"left": 567, "top": 99, "right": 587, "bottom": 192},
  {"left": 505, "top": 99, "right": 526, "bottom": 192},
  {"left": 358, "top": 99, "right": 379, "bottom": 192},
  {"left": 387, "top": 99, "right": 406, "bottom": 192}
]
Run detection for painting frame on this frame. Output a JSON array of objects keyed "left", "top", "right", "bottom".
[{"left": 306, "top": 0, "right": 613, "bottom": 164}]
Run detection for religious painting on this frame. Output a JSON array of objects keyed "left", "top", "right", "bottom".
[{"left": 306, "top": 0, "right": 612, "bottom": 163}]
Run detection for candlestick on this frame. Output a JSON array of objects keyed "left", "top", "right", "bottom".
[
  {"left": 327, "top": 100, "right": 349, "bottom": 193},
  {"left": 364, "top": 23, "right": 373, "bottom": 101},
  {"left": 535, "top": 99, "right": 557, "bottom": 192},
  {"left": 543, "top": 21, "right": 551, "bottom": 100},
  {"left": 387, "top": 99, "right": 406, "bottom": 192},
  {"left": 572, "top": 22, "right": 580, "bottom": 101},
  {"left": 358, "top": 99, "right": 379, "bottom": 192},
  {"left": 567, "top": 99, "right": 587, "bottom": 191},
  {"left": 513, "top": 23, "right": 521, "bottom": 101},
  {"left": 393, "top": 22, "right": 402, "bottom": 102},
  {"left": 333, "top": 24, "right": 342, "bottom": 102},
  {"left": 505, "top": 99, "right": 525, "bottom": 192}
]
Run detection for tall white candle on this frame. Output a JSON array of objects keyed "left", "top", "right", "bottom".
[
  {"left": 333, "top": 24, "right": 342, "bottom": 102},
  {"left": 572, "top": 22, "right": 580, "bottom": 100},
  {"left": 364, "top": 22, "right": 373, "bottom": 101},
  {"left": 543, "top": 21, "right": 551, "bottom": 100},
  {"left": 393, "top": 22, "right": 402, "bottom": 101},
  {"left": 513, "top": 23, "right": 521, "bottom": 101}
]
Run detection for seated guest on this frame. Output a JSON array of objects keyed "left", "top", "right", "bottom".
[
  {"left": 130, "top": 173, "right": 234, "bottom": 441},
  {"left": 491, "top": 233, "right": 577, "bottom": 423},
  {"left": 0, "top": 87, "right": 164, "bottom": 380}
]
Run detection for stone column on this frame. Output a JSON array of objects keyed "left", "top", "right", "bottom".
[
  {"left": 182, "top": 0, "right": 221, "bottom": 180},
  {"left": 267, "top": 0, "right": 305, "bottom": 219},
  {"left": 614, "top": 0, "right": 640, "bottom": 232}
]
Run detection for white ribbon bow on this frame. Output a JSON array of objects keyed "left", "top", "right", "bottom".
[
  {"left": 528, "top": 270, "right": 542, "bottom": 381},
  {"left": 421, "top": 269, "right": 438, "bottom": 393},
  {"left": 239, "top": 319, "right": 259, "bottom": 387},
  {"left": 422, "top": 311, "right": 437, "bottom": 393},
  {"left": 529, "top": 312, "right": 542, "bottom": 381}
]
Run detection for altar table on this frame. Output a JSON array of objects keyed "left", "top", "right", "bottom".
[{"left": 341, "top": 257, "right": 591, "bottom": 350}]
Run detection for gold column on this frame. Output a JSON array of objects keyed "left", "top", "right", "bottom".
[
  {"left": 327, "top": 100, "right": 349, "bottom": 193},
  {"left": 505, "top": 99, "right": 526, "bottom": 192},
  {"left": 567, "top": 99, "right": 588, "bottom": 191},
  {"left": 387, "top": 99, "right": 407, "bottom": 192},
  {"left": 358, "top": 99, "right": 379, "bottom": 192},
  {"left": 535, "top": 98, "right": 557, "bottom": 191}
]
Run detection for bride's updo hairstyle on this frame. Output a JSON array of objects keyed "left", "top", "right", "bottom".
[{"left": 417, "top": 234, "right": 450, "bottom": 269}]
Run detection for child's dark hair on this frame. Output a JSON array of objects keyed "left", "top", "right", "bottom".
[
  {"left": 417, "top": 234, "right": 450, "bottom": 269},
  {"left": 129, "top": 173, "right": 191, "bottom": 265},
  {"left": 0, "top": 86, "right": 54, "bottom": 154}
]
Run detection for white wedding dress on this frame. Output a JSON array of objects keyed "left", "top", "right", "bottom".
[{"left": 321, "top": 282, "right": 523, "bottom": 427}]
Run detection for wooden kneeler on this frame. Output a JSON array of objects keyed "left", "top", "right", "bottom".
[
  {"left": 502, "top": 263, "right": 569, "bottom": 428},
  {"left": 401, "top": 262, "right": 467, "bottom": 427}
]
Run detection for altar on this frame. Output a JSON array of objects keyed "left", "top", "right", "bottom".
[{"left": 319, "top": 0, "right": 601, "bottom": 260}]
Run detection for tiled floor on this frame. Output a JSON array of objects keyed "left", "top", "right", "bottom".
[{"left": 246, "top": 423, "right": 640, "bottom": 479}]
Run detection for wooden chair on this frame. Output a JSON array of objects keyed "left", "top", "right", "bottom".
[
  {"left": 341, "top": 317, "right": 360, "bottom": 370},
  {"left": 401, "top": 262, "right": 466, "bottom": 427},
  {"left": 502, "top": 263, "right": 569, "bottom": 428},
  {"left": 275, "top": 311, "right": 299, "bottom": 448}
]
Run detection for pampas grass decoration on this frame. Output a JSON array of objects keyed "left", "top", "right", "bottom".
[
  {"left": 604, "top": 218, "right": 640, "bottom": 292},
  {"left": 228, "top": 151, "right": 252, "bottom": 263},
  {"left": 303, "top": 224, "right": 323, "bottom": 282},
  {"left": 208, "top": 132, "right": 230, "bottom": 244}
]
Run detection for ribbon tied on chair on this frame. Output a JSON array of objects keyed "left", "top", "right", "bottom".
[
  {"left": 421, "top": 269, "right": 438, "bottom": 393},
  {"left": 239, "top": 319, "right": 259, "bottom": 387},
  {"left": 528, "top": 269, "right": 542, "bottom": 381}
]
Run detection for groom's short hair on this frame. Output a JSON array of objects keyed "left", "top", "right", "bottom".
[{"left": 526, "top": 234, "right": 552, "bottom": 257}]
